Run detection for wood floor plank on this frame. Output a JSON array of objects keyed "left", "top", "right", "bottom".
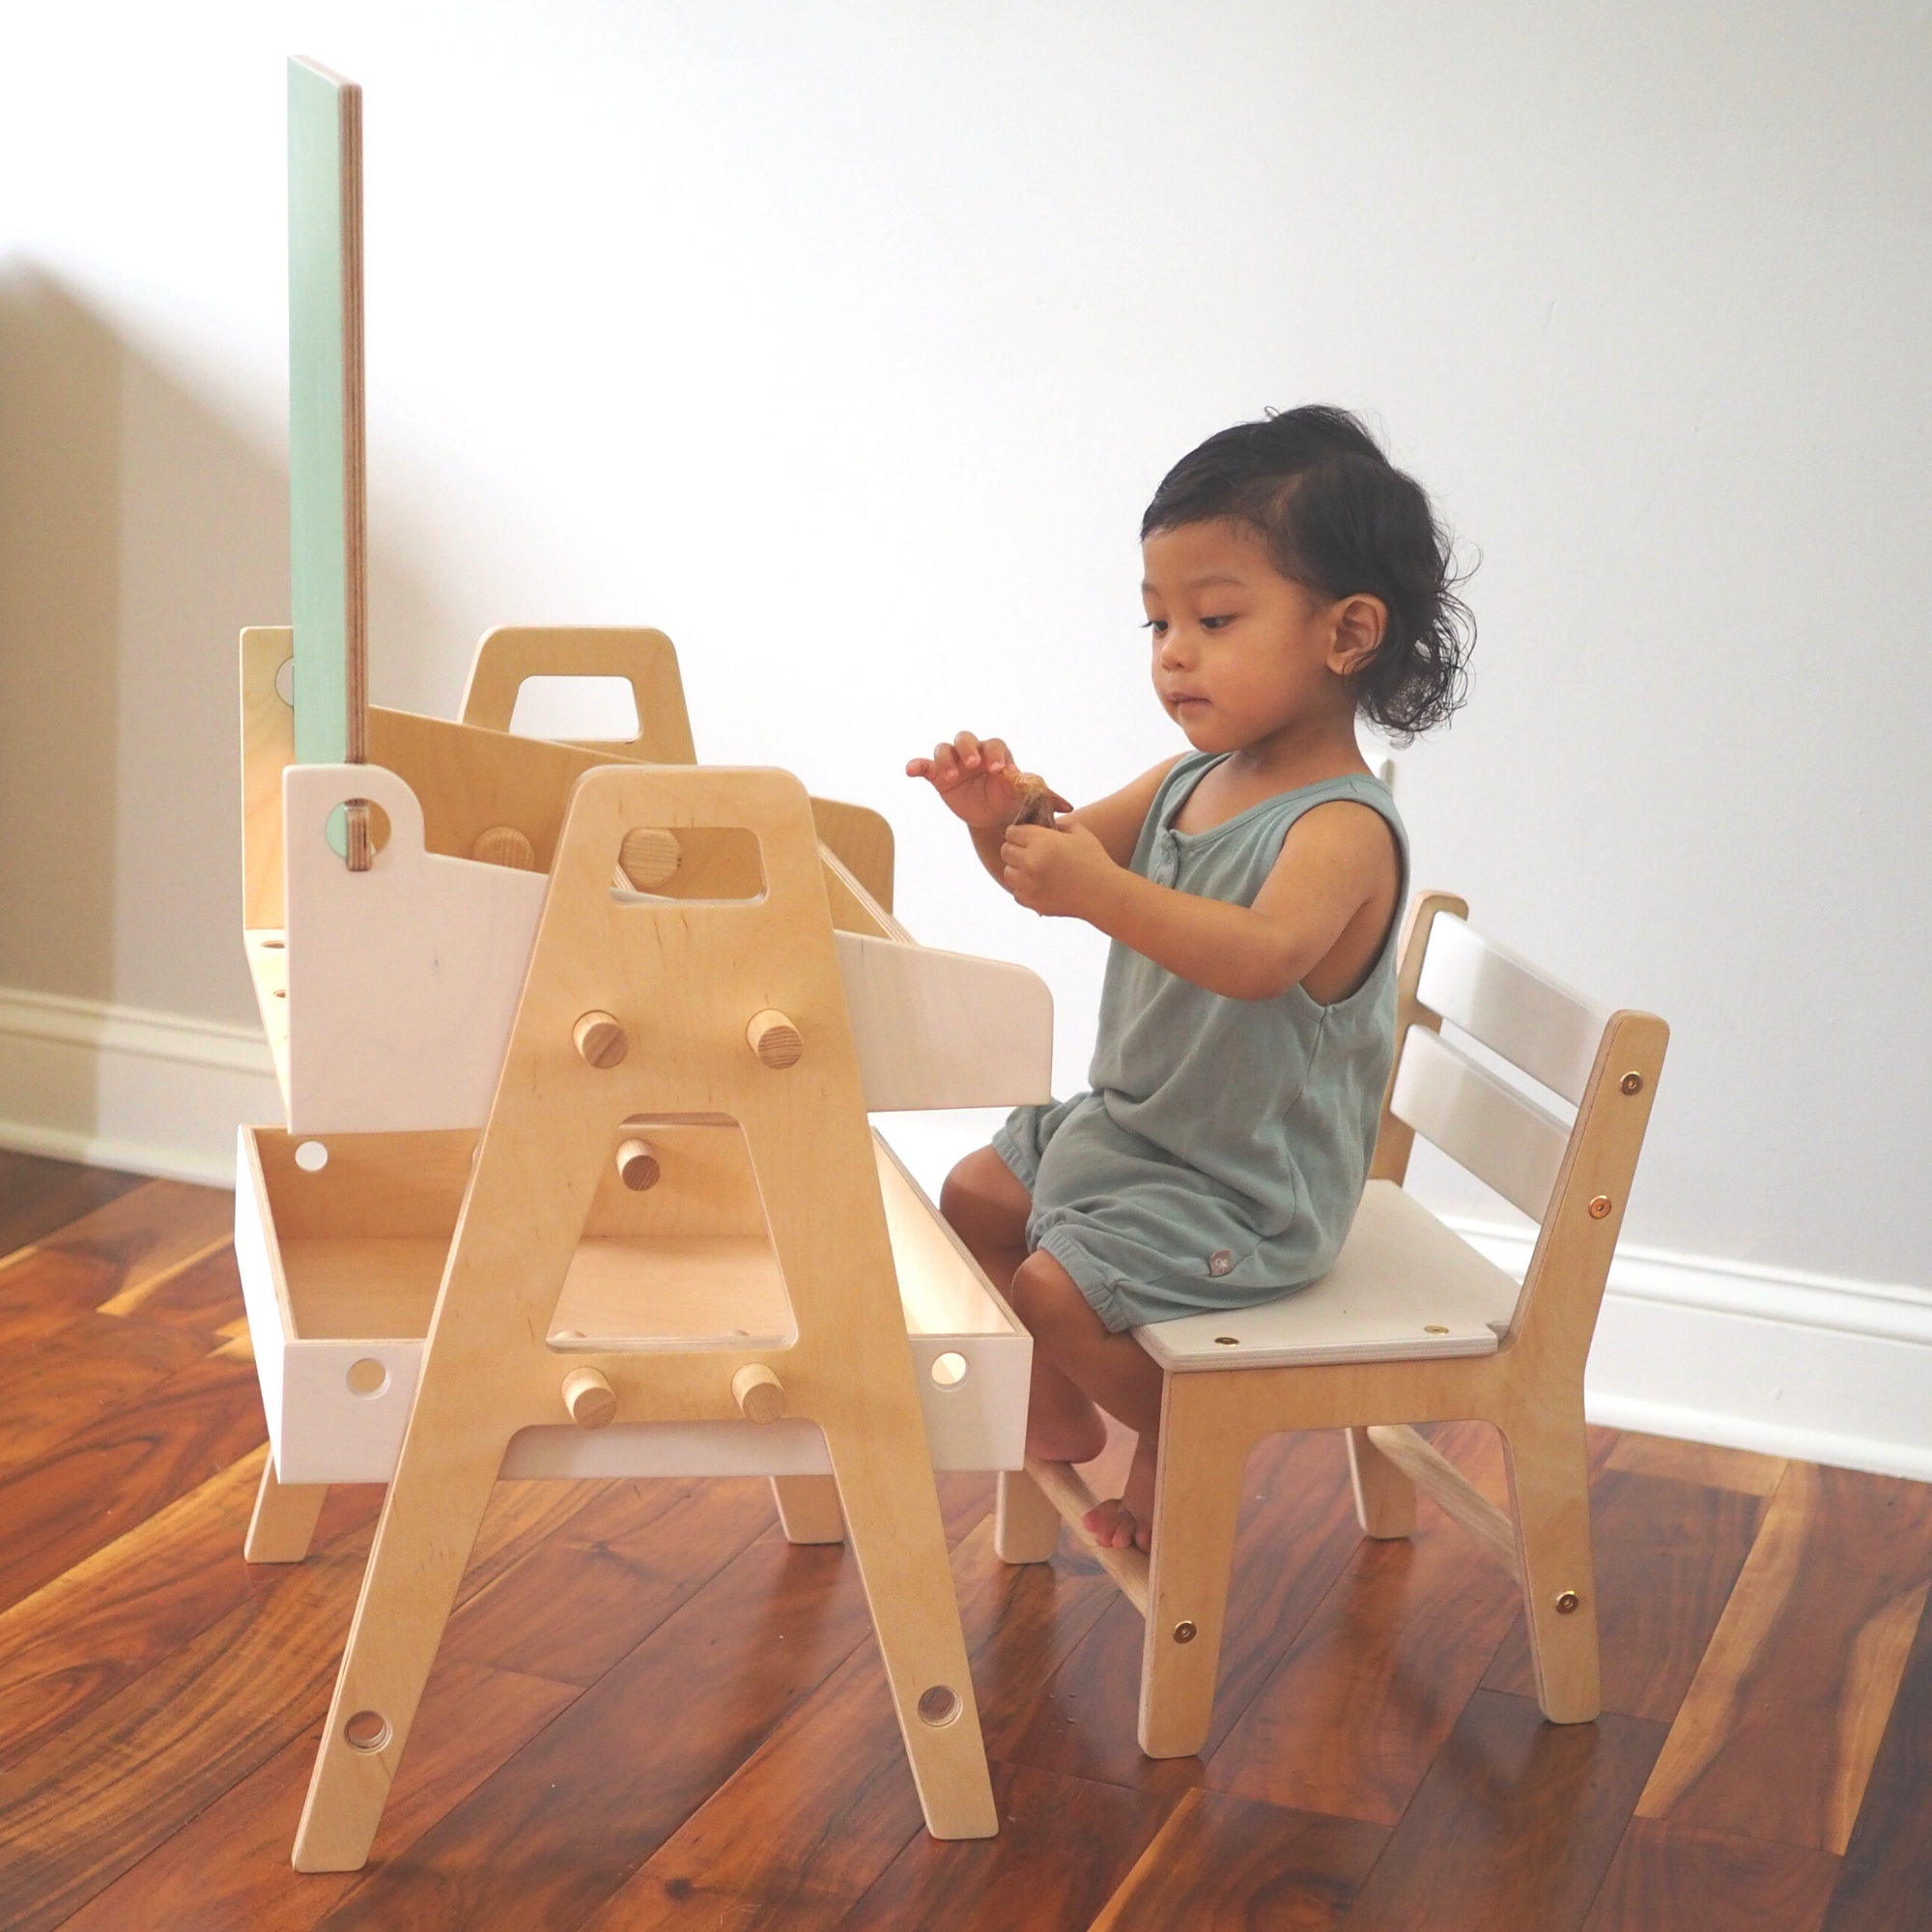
[
  {"left": 1605, "top": 1431, "right": 1787, "bottom": 1496},
  {"left": 1483, "top": 1467, "right": 1765, "bottom": 1721},
  {"left": 106, "top": 1240, "right": 248, "bottom": 1331},
  {"left": 1581, "top": 1819, "right": 1839, "bottom": 1932},
  {"left": 1337, "top": 1690, "right": 1666, "bottom": 1931},
  {"left": 936, "top": 1470, "right": 995, "bottom": 1545},
  {"left": 587, "top": 1517, "right": 1121, "bottom": 1932},
  {"left": 994, "top": 1428, "right": 1367, "bottom": 1795},
  {"left": 0, "top": 1447, "right": 270, "bottom": 1771},
  {"left": 35, "top": 1177, "right": 236, "bottom": 1314},
  {"left": 0, "top": 1525, "right": 378, "bottom": 1930},
  {"left": 0, "top": 1247, "right": 127, "bottom": 1346},
  {"left": 0, "top": 1350, "right": 268, "bottom": 1612},
  {"left": 313, "top": 1531, "right": 877, "bottom": 1932},
  {"left": 0, "top": 1309, "right": 213, "bottom": 1477},
  {"left": 1818, "top": 1555, "right": 1932, "bottom": 1930},
  {"left": 1635, "top": 1462, "right": 1932, "bottom": 1855},
  {"left": 1205, "top": 1423, "right": 1522, "bottom": 1825},
  {"left": 0, "top": 1151, "right": 145, "bottom": 1265},
  {"left": 833, "top": 1761, "right": 1168, "bottom": 1932},
  {"left": 1090, "top": 1787, "right": 1388, "bottom": 1932},
  {"left": 442, "top": 1475, "right": 779, "bottom": 1687},
  {"left": 59, "top": 1661, "right": 581, "bottom": 1932}
]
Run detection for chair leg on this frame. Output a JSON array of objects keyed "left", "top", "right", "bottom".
[
  {"left": 292, "top": 1435, "right": 502, "bottom": 1871},
  {"left": 1138, "top": 1377, "right": 1250, "bottom": 1759},
  {"left": 1346, "top": 1426, "right": 1416, "bottom": 1540},
  {"left": 244, "top": 1454, "right": 328, "bottom": 1564},
  {"left": 822, "top": 1426, "right": 998, "bottom": 1838},
  {"left": 1502, "top": 1408, "right": 1602, "bottom": 1723},
  {"left": 770, "top": 1474, "right": 845, "bottom": 1544},
  {"left": 994, "top": 1466, "right": 1061, "bottom": 1563}
]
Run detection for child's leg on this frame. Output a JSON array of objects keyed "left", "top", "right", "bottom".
[
  {"left": 1007, "top": 1250, "right": 1165, "bottom": 1553},
  {"left": 941, "top": 1147, "right": 1107, "bottom": 1464}
]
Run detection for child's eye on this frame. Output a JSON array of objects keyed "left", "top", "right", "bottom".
[
  {"left": 1201, "top": 614, "right": 1233, "bottom": 631},
  {"left": 1143, "top": 618, "right": 1168, "bottom": 637}
]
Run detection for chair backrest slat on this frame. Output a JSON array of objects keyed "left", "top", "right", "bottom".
[
  {"left": 1415, "top": 915, "right": 1609, "bottom": 1106},
  {"left": 1389, "top": 1023, "right": 1571, "bottom": 1222}
]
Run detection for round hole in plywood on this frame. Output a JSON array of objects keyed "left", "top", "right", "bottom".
[
  {"left": 929, "top": 1351, "right": 969, "bottom": 1389},
  {"left": 346, "top": 1357, "right": 388, "bottom": 1398},
  {"left": 917, "top": 1685, "right": 961, "bottom": 1727},
  {"left": 261, "top": 937, "right": 285, "bottom": 950},
  {"left": 344, "top": 1709, "right": 390, "bottom": 1753},
  {"left": 324, "top": 799, "right": 393, "bottom": 861},
  {"left": 294, "top": 1140, "right": 329, "bottom": 1173},
  {"left": 273, "top": 656, "right": 295, "bottom": 705}
]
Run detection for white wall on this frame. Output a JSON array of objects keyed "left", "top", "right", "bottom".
[{"left": 3, "top": 5, "right": 1929, "bottom": 1304}]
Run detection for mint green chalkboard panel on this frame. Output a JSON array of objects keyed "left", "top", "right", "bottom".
[{"left": 288, "top": 55, "right": 367, "bottom": 770}]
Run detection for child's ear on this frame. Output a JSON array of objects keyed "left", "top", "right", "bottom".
[{"left": 1328, "top": 594, "right": 1387, "bottom": 677}]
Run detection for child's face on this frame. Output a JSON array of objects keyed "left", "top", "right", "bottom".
[{"left": 1140, "top": 520, "right": 1379, "bottom": 755}]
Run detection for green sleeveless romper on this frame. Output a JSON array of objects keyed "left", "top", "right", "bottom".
[{"left": 994, "top": 753, "right": 1408, "bottom": 1332}]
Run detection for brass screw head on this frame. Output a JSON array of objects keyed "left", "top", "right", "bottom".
[
  {"left": 1173, "top": 1620, "right": 1198, "bottom": 1644},
  {"left": 1588, "top": 1195, "right": 1612, "bottom": 1220},
  {"left": 1554, "top": 1590, "right": 1581, "bottom": 1615},
  {"left": 1620, "top": 1071, "right": 1643, "bottom": 1095}
]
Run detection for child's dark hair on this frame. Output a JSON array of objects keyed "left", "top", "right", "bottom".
[{"left": 1141, "top": 406, "right": 1473, "bottom": 742}]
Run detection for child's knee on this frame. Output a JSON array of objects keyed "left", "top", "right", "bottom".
[
  {"left": 940, "top": 1144, "right": 1031, "bottom": 1246},
  {"left": 1009, "top": 1248, "right": 1093, "bottom": 1338}
]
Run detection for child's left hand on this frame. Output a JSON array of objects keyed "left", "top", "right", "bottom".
[{"left": 1001, "top": 818, "right": 1119, "bottom": 919}]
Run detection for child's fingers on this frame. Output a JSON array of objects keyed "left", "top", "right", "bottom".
[
  {"left": 905, "top": 756, "right": 933, "bottom": 779},
  {"left": 952, "top": 729, "right": 986, "bottom": 771},
  {"left": 980, "top": 736, "right": 1012, "bottom": 775}
]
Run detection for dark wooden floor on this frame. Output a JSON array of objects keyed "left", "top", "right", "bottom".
[{"left": 2, "top": 1148, "right": 1930, "bottom": 1931}]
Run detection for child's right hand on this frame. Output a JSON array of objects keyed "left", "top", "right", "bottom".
[{"left": 906, "top": 731, "right": 1024, "bottom": 829}]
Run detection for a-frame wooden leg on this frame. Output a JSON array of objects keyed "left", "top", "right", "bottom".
[
  {"left": 822, "top": 1426, "right": 998, "bottom": 1838},
  {"left": 243, "top": 1455, "right": 328, "bottom": 1564},
  {"left": 1346, "top": 1424, "right": 1417, "bottom": 1540},
  {"left": 1138, "top": 1374, "right": 1250, "bottom": 1759},
  {"left": 770, "top": 1474, "right": 845, "bottom": 1544},
  {"left": 993, "top": 1466, "right": 1061, "bottom": 1563},
  {"left": 291, "top": 1434, "right": 502, "bottom": 1870},
  {"left": 1502, "top": 1402, "right": 1602, "bottom": 1724}
]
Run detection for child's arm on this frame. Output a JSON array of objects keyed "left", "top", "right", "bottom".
[
  {"left": 906, "top": 733, "right": 1179, "bottom": 886},
  {"left": 1002, "top": 800, "right": 1399, "bottom": 1003}
]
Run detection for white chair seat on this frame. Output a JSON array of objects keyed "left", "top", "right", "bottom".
[{"left": 1135, "top": 1179, "right": 1520, "bottom": 1373}]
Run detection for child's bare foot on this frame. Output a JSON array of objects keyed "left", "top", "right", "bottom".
[{"left": 1081, "top": 1432, "right": 1158, "bottom": 1553}]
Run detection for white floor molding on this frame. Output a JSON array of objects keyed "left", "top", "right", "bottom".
[
  {"left": 0, "top": 985, "right": 280, "bottom": 1187},
  {"left": 1455, "top": 1220, "right": 1932, "bottom": 1484}
]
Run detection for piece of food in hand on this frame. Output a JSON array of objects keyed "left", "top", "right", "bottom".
[{"left": 1009, "top": 771, "right": 1074, "bottom": 827}]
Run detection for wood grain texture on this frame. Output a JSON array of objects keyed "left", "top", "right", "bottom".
[
  {"left": 1605, "top": 1430, "right": 1786, "bottom": 1496},
  {"left": 1484, "top": 1467, "right": 1765, "bottom": 1721},
  {"left": 1091, "top": 1787, "right": 1388, "bottom": 1932},
  {"left": 0, "top": 1350, "right": 268, "bottom": 1613},
  {"left": 58, "top": 1661, "right": 578, "bottom": 1932},
  {"left": 316, "top": 1532, "right": 876, "bottom": 1931},
  {"left": 38, "top": 1176, "right": 236, "bottom": 1311},
  {"left": 590, "top": 1519, "right": 1121, "bottom": 1932},
  {"left": 102, "top": 1239, "right": 248, "bottom": 1331},
  {"left": 1337, "top": 1690, "right": 1665, "bottom": 1931},
  {"left": 995, "top": 1429, "right": 1366, "bottom": 1794},
  {"left": 1204, "top": 1423, "right": 1522, "bottom": 1824},
  {"left": 834, "top": 1762, "right": 1167, "bottom": 1932},
  {"left": 0, "top": 1150, "right": 145, "bottom": 1265},
  {"left": 1819, "top": 1559, "right": 1932, "bottom": 1930},
  {"left": 1581, "top": 1819, "right": 1839, "bottom": 1932},
  {"left": 1636, "top": 1462, "right": 1932, "bottom": 1854}
]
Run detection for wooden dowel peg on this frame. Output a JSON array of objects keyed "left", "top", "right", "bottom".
[
  {"left": 562, "top": 1367, "right": 616, "bottom": 1429},
  {"left": 573, "top": 1010, "right": 628, "bottom": 1069},
  {"left": 615, "top": 1137, "right": 661, "bottom": 1190},
  {"left": 618, "top": 826, "right": 682, "bottom": 891},
  {"left": 732, "top": 1363, "right": 786, "bottom": 1423},
  {"left": 747, "top": 1009, "right": 803, "bottom": 1070},
  {"left": 471, "top": 824, "right": 537, "bottom": 870}
]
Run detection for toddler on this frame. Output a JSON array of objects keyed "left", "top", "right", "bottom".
[{"left": 909, "top": 406, "right": 1471, "bottom": 1551}]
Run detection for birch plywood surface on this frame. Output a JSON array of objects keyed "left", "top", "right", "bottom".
[{"left": 8, "top": 1151, "right": 1932, "bottom": 1930}]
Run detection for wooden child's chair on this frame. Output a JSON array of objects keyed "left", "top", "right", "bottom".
[{"left": 995, "top": 890, "right": 1669, "bottom": 1755}]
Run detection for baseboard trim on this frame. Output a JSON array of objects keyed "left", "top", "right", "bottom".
[
  {"left": 1450, "top": 1217, "right": 1932, "bottom": 1483},
  {"left": 0, "top": 985, "right": 279, "bottom": 1188}
]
